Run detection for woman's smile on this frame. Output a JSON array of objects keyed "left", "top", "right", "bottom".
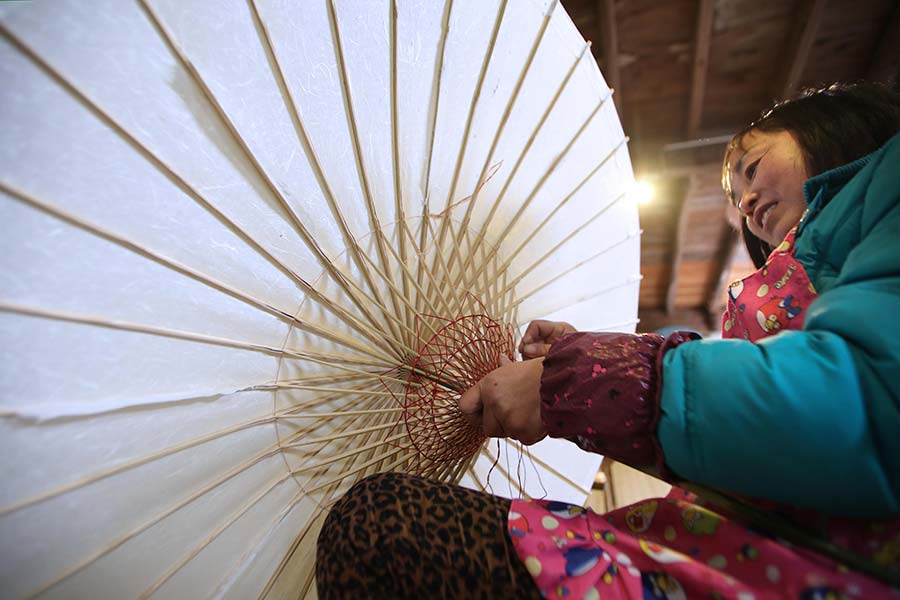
[{"left": 729, "top": 130, "right": 810, "bottom": 246}]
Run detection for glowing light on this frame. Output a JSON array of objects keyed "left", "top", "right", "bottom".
[{"left": 629, "top": 180, "right": 655, "bottom": 205}]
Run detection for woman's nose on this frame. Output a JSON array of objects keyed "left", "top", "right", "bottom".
[{"left": 738, "top": 192, "right": 759, "bottom": 216}]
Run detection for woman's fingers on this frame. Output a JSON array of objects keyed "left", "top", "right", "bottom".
[
  {"left": 457, "top": 358, "right": 547, "bottom": 443},
  {"left": 518, "top": 320, "right": 576, "bottom": 358},
  {"left": 458, "top": 382, "right": 483, "bottom": 430},
  {"left": 520, "top": 342, "right": 553, "bottom": 360}
]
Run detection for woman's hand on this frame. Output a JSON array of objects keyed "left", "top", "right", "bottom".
[
  {"left": 518, "top": 320, "right": 577, "bottom": 359},
  {"left": 458, "top": 356, "right": 547, "bottom": 445}
]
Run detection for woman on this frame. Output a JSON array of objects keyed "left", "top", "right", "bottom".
[{"left": 316, "top": 82, "right": 900, "bottom": 598}]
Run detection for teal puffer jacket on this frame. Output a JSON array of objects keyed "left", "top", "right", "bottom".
[{"left": 657, "top": 133, "right": 900, "bottom": 518}]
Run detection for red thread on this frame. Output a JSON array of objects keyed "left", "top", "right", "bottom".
[{"left": 392, "top": 313, "right": 514, "bottom": 464}]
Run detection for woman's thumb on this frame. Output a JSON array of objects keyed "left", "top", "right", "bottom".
[{"left": 498, "top": 354, "right": 513, "bottom": 367}]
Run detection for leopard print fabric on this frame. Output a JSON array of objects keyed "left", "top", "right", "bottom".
[{"left": 316, "top": 472, "right": 542, "bottom": 599}]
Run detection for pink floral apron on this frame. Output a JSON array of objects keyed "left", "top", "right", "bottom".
[
  {"left": 721, "top": 227, "right": 817, "bottom": 342},
  {"left": 508, "top": 227, "right": 899, "bottom": 598}
]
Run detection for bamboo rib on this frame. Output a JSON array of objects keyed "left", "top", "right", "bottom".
[
  {"left": 22, "top": 440, "right": 286, "bottom": 599},
  {"left": 494, "top": 193, "right": 630, "bottom": 297},
  {"left": 325, "top": 0, "right": 407, "bottom": 348},
  {"left": 0, "top": 413, "right": 274, "bottom": 518},
  {"left": 456, "top": 97, "right": 611, "bottom": 294},
  {"left": 137, "top": 471, "right": 295, "bottom": 600},
  {"left": 424, "top": 0, "right": 508, "bottom": 310},
  {"left": 381, "top": 220, "right": 456, "bottom": 320},
  {"left": 294, "top": 437, "right": 408, "bottom": 479},
  {"left": 285, "top": 421, "right": 402, "bottom": 449},
  {"left": 252, "top": 503, "right": 327, "bottom": 600},
  {"left": 514, "top": 275, "right": 642, "bottom": 322},
  {"left": 157, "top": 390, "right": 394, "bottom": 597},
  {"left": 197, "top": 396, "right": 398, "bottom": 600},
  {"left": 455, "top": 41, "right": 594, "bottom": 289},
  {"left": 269, "top": 386, "right": 397, "bottom": 399},
  {"left": 489, "top": 141, "right": 628, "bottom": 284},
  {"left": 389, "top": 0, "right": 414, "bottom": 350},
  {"left": 421, "top": 0, "right": 453, "bottom": 205},
  {"left": 0, "top": 181, "right": 390, "bottom": 363},
  {"left": 0, "top": 302, "right": 392, "bottom": 370},
  {"left": 138, "top": 0, "right": 409, "bottom": 364},
  {"left": 421, "top": 213, "right": 468, "bottom": 318},
  {"left": 513, "top": 230, "right": 640, "bottom": 302},
  {"left": 0, "top": 383, "right": 391, "bottom": 519},
  {"left": 0, "top": 24, "right": 401, "bottom": 361},
  {"left": 246, "top": 0, "right": 390, "bottom": 315},
  {"left": 451, "top": 0, "right": 560, "bottom": 266},
  {"left": 247, "top": 0, "right": 420, "bottom": 361},
  {"left": 470, "top": 169, "right": 627, "bottom": 301},
  {"left": 281, "top": 416, "right": 412, "bottom": 597}
]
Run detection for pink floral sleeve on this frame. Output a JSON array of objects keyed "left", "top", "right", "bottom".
[{"left": 539, "top": 331, "right": 698, "bottom": 475}]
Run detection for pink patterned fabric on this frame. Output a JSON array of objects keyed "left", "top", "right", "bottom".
[
  {"left": 509, "top": 494, "right": 896, "bottom": 599},
  {"left": 510, "top": 229, "right": 899, "bottom": 597},
  {"left": 722, "top": 227, "right": 818, "bottom": 342}
]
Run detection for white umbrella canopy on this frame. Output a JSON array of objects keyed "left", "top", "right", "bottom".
[{"left": 0, "top": 0, "right": 639, "bottom": 598}]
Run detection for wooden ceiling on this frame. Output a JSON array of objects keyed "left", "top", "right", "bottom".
[{"left": 561, "top": 0, "right": 900, "bottom": 334}]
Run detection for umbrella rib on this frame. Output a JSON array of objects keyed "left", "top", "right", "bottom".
[
  {"left": 277, "top": 408, "right": 404, "bottom": 420},
  {"left": 440, "top": 0, "right": 509, "bottom": 217},
  {"left": 471, "top": 155, "right": 628, "bottom": 296},
  {"left": 457, "top": 96, "right": 612, "bottom": 293},
  {"left": 136, "top": 471, "right": 294, "bottom": 600},
  {"left": 389, "top": 0, "right": 414, "bottom": 350},
  {"left": 511, "top": 230, "right": 640, "bottom": 302},
  {"left": 451, "top": 0, "right": 560, "bottom": 267},
  {"left": 19, "top": 400, "right": 399, "bottom": 596},
  {"left": 267, "top": 385, "right": 397, "bottom": 398},
  {"left": 421, "top": 0, "right": 454, "bottom": 209},
  {"left": 424, "top": 0, "right": 508, "bottom": 313},
  {"left": 458, "top": 41, "right": 593, "bottom": 279},
  {"left": 285, "top": 421, "right": 403, "bottom": 450},
  {"left": 325, "top": 0, "right": 407, "bottom": 347},
  {"left": 514, "top": 275, "right": 643, "bottom": 322},
  {"left": 251, "top": 502, "right": 328, "bottom": 600},
  {"left": 255, "top": 436, "right": 414, "bottom": 600},
  {"left": 247, "top": 0, "right": 414, "bottom": 357},
  {"left": 0, "top": 414, "right": 274, "bottom": 518},
  {"left": 466, "top": 466, "right": 489, "bottom": 493},
  {"left": 252, "top": 443, "right": 418, "bottom": 599},
  {"left": 138, "top": 0, "right": 408, "bottom": 361},
  {"left": 291, "top": 433, "right": 408, "bottom": 476},
  {"left": 414, "top": 0, "right": 453, "bottom": 319},
  {"left": 0, "top": 302, "right": 397, "bottom": 375},
  {"left": 421, "top": 215, "right": 465, "bottom": 317},
  {"left": 22, "top": 441, "right": 286, "bottom": 599},
  {"left": 0, "top": 181, "right": 389, "bottom": 362},
  {"left": 0, "top": 24, "right": 400, "bottom": 360}
]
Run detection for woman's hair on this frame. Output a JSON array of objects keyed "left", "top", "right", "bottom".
[{"left": 722, "top": 82, "right": 900, "bottom": 267}]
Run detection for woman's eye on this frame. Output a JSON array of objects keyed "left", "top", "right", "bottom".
[{"left": 745, "top": 159, "right": 759, "bottom": 179}]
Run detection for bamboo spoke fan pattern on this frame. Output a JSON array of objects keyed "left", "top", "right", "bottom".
[{"left": 0, "top": 0, "right": 639, "bottom": 597}]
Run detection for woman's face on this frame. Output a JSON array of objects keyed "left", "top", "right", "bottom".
[{"left": 727, "top": 129, "right": 810, "bottom": 247}]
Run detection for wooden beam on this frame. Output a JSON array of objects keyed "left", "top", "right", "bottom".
[
  {"left": 773, "top": 0, "right": 827, "bottom": 100},
  {"left": 595, "top": 0, "right": 621, "bottom": 113},
  {"left": 705, "top": 225, "right": 740, "bottom": 325},
  {"left": 664, "top": 180, "right": 692, "bottom": 315},
  {"left": 687, "top": 0, "right": 716, "bottom": 138},
  {"left": 867, "top": 1, "right": 900, "bottom": 88}
]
